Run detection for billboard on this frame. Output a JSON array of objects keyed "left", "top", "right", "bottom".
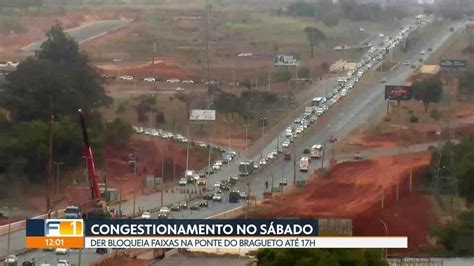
[
  {"left": 465, "top": 24, "right": 474, "bottom": 30},
  {"left": 189, "top": 110, "right": 216, "bottom": 121},
  {"left": 274, "top": 55, "right": 300, "bottom": 66},
  {"left": 385, "top": 85, "right": 412, "bottom": 101},
  {"left": 440, "top": 59, "right": 467, "bottom": 68}
]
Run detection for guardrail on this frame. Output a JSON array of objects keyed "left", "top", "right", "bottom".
[
  {"left": 0, "top": 209, "right": 66, "bottom": 236},
  {"left": 206, "top": 206, "right": 244, "bottom": 219}
]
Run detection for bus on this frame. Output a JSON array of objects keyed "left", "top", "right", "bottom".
[
  {"left": 239, "top": 161, "right": 254, "bottom": 176},
  {"left": 299, "top": 157, "right": 309, "bottom": 172},
  {"left": 310, "top": 144, "right": 323, "bottom": 159}
]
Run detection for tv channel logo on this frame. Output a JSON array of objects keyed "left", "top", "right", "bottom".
[{"left": 45, "top": 219, "right": 83, "bottom": 237}]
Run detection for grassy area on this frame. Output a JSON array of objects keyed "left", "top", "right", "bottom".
[
  {"left": 425, "top": 29, "right": 470, "bottom": 65},
  {"left": 0, "top": 16, "right": 27, "bottom": 34},
  {"left": 418, "top": 20, "right": 449, "bottom": 44}
]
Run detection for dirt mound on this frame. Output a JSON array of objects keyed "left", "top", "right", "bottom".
[
  {"left": 346, "top": 132, "right": 399, "bottom": 149},
  {"left": 64, "top": 136, "right": 209, "bottom": 205},
  {"left": 255, "top": 153, "right": 434, "bottom": 252}
]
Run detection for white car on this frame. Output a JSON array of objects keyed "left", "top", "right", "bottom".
[
  {"left": 420, "top": 50, "right": 425, "bottom": 55},
  {"left": 119, "top": 75, "right": 133, "bottom": 81},
  {"left": 55, "top": 248, "right": 68, "bottom": 255},
  {"left": 178, "top": 178, "right": 187, "bottom": 186},
  {"left": 282, "top": 141, "right": 290, "bottom": 148},
  {"left": 259, "top": 158, "right": 267, "bottom": 166},
  {"left": 141, "top": 211, "right": 151, "bottom": 219},
  {"left": 57, "top": 260, "right": 70, "bottom": 266},
  {"left": 144, "top": 77, "right": 155, "bottom": 82},
  {"left": 4, "top": 255, "right": 17, "bottom": 264},
  {"left": 167, "top": 78, "right": 180, "bottom": 83},
  {"left": 238, "top": 52, "right": 253, "bottom": 57},
  {"left": 175, "top": 87, "right": 185, "bottom": 91},
  {"left": 295, "top": 127, "right": 303, "bottom": 134},
  {"left": 212, "top": 164, "right": 221, "bottom": 170},
  {"left": 160, "top": 207, "right": 170, "bottom": 213},
  {"left": 212, "top": 193, "right": 223, "bottom": 202},
  {"left": 182, "top": 80, "right": 194, "bottom": 84}
]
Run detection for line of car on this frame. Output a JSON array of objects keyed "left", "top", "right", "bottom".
[
  {"left": 263, "top": 17, "right": 431, "bottom": 171},
  {"left": 114, "top": 75, "right": 195, "bottom": 84},
  {"left": 131, "top": 125, "right": 227, "bottom": 152}
]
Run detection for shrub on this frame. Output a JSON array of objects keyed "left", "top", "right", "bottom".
[
  {"left": 430, "top": 108, "right": 441, "bottom": 120},
  {"left": 384, "top": 116, "right": 391, "bottom": 122},
  {"left": 116, "top": 103, "right": 127, "bottom": 114},
  {"left": 410, "top": 114, "right": 419, "bottom": 123}
]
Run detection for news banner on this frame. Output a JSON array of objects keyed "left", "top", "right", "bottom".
[{"left": 25, "top": 219, "right": 407, "bottom": 249}]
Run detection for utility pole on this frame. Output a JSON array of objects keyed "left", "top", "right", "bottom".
[
  {"left": 53, "top": 161, "right": 64, "bottom": 204},
  {"left": 78, "top": 248, "right": 82, "bottom": 266},
  {"left": 244, "top": 124, "right": 249, "bottom": 150},
  {"left": 152, "top": 42, "right": 156, "bottom": 64},
  {"left": 186, "top": 123, "right": 190, "bottom": 171},
  {"left": 320, "top": 141, "right": 327, "bottom": 171},
  {"left": 47, "top": 114, "right": 54, "bottom": 213},
  {"left": 268, "top": 68, "right": 271, "bottom": 92},
  {"left": 396, "top": 100, "right": 401, "bottom": 202},
  {"left": 292, "top": 130, "right": 296, "bottom": 185},
  {"left": 379, "top": 219, "right": 388, "bottom": 260},
  {"left": 161, "top": 159, "right": 164, "bottom": 207},
  {"left": 205, "top": 0, "right": 211, "bottom": 82}
]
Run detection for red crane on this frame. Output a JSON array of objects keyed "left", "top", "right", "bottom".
[{"left": 78, "top": 109, "right": 101, "bottom": 199}]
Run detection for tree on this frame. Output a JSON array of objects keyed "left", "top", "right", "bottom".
[
  {"left": 105, "top": 119, "right": 132, "bottom": 149},
  {"left": 214, "top": 92, "right": 240, "bottom": 118},
  {"left": 0, "top": 22, "right": 125, "bottom": 185},
  {"left": 435, "top": 210, "right": 474, "bottom": 256},
  {"left": 459, "top": 71, "right": 474, "bottom": 95},
  {"left": 412, "top": 77, "right": 443, "bottom": 112},
  {"left": 304, "top": 26, "right": 326, "bottom": 58},
  {"left": 427, "top": 136, "right": 474, "bottom": 206},
  {"left": 1, "top": 21, "right": 111, "bottom": 122},
  {"left": 286, "top": 2, "right": 317, "bottom": 18}
]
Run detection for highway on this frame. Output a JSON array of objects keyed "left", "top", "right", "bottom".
[
  {"left": 4, "top": 18, "right": 465, "bottom": 265},
  {"left": 20, "top": 19, "right": 131, "bottom": 53}
]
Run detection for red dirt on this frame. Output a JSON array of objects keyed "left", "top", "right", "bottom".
[
  {"left": 257, "top": 153, "right": 434, "bottom": 252},
  {"left": 63, "top": 135, "right": 209, "bottom": 205},
  {"left": 345, "top": 132, "right": 399, "bottom": 149}
]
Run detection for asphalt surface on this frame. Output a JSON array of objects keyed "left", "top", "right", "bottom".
[
  {"left": 21, "top": 20, "right": 131, "bottom": 53},
  {"left": 3, "top": 18, "right": 466, "bottom": 265}
]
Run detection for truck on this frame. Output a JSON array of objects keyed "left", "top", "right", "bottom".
[
  {"left": 311, "top": 97, "right": 325, "bottom": 107},
  {"left": 239, "top": 161, "right": 254, "bottom": 176},
  {"left": 299, "top": 157, "right": 309, "bottom": 172},
  {"left": 229, "top": 191, "right": 240, "bottom": 203},
  {"left": 64, "top": 206, "right": 81, "bottom": 219},
  {"left": 310, "top": 144, "right": 323, "bottom": 159},
  {"left": 185, "top": 170, "right": 196, "bottom": 182}
]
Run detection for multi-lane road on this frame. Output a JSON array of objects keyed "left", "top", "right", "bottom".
[
  {"left": 20, "top": 19, "right": 131, "bottom": 54},
  {"left": 2, "top": 18, "right": 466, "bottom": 265}
]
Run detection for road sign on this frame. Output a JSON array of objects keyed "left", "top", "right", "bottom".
[
  {"left": 440, "top": 59, "right": 467, "bottom": 69},
  {"left": 385, "top": 85, "right": 412, "bottom": 101},
  {"left": 274, "top": 55, "right": 300, "bottom": 66},
  {"left": 189, "top": 110, "right": 216, "bottom": 121}
]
